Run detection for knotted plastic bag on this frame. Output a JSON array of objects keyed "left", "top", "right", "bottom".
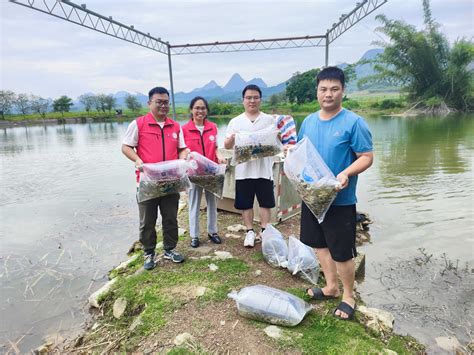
[
  {"left": 231, "top": 126, "right": 283, "bottom": 165},
  {"left": 287, "top": 236, "right": 320, "bottom": 285},
  {"left": 187, "top": 151, "right": 226, "bottom": 198},
  {"left": 228, "top": 285, "right": 312, "bottom": 327},
  {"left": 261, "top": 225, "right": 288, "bottom": 268},
  {"left": 137, "top": 160, "right": 191, "bottom": 203},
  {"left": 284, "top": 137, "right": 340, "bottom": 223}
]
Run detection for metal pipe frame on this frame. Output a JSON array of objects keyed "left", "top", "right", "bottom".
[
  {"left": 326, "top": 0, "right": 388, "bottom": 43},
  {"left": 9, "top": 0, "right": 169, "bottom": 55}
]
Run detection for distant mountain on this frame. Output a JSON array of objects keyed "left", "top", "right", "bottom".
[
  {"left": 173, "top": 73, "right": 270, "bottom": 103},
  {"left": 223, "top": 73, "right": 248, "bottom": 92},
  {"left": 70, "top": 48, "right": 391, "bottom": 110},
  {"left": 247, "top": 78, "right": 268, "bottom": 88}
]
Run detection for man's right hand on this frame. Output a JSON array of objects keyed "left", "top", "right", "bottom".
[{"left": 135, "top": 158, "right": 144, "bottom": 171}]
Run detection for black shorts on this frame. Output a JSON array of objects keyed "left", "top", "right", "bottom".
[
  {"left": 300, "top": 202, "right": 357, "bottom": 262},
  {"left": 234, "top": 178, "right": 276, "bottom": 210}
]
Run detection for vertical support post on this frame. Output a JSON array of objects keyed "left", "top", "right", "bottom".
[
  {"left": 167, "top": 43, "right": 176, "bottom": 120},
  {"left": 325, "top": 34, "right": 329, "bottom": 67}
]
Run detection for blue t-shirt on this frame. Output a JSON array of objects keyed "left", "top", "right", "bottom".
[{"left": 297, "top": 109, "right": 373, "bottom": 206}]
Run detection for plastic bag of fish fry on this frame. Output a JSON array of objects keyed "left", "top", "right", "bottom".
[
  {"left": 137, "top": 160, "right": 191, "bottom": 203},
  {"left": 287, "top": 236, "right": 320, "bottom": 285},
  {"left": 231, "top": 126, "right": 283, "bottom": 165},
  {"left": 228, "top": 285, "right": 312, "bottom": 327},
  {"left": 261, "top": 225, "right": 288, "bottom": 268},
  {"left": 187, "top": 151, "right": 226, "bottom": 198},
  {"left": 284, "top": 137, "right": 340, "bottom": 223}
]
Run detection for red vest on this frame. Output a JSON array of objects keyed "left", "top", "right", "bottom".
[
  {"left": 136, "top": 112, "right": 181, "bottom": 163},
  {"left": 182, "top": 119, "right": 218, "bottom": 163}
]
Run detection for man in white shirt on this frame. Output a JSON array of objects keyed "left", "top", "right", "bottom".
[{"left": 224, "top": 85, "right": 277, "bottom": 247}]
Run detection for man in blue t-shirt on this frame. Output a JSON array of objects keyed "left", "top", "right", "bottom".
[{"left": 298, "top": 67, "right": 373, "bottom": 320}]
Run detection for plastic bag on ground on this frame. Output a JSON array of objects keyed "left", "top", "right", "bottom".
[
  {"left": 261, "top": 225, "right": 288, "bottom": 268},
  {"left": 283, "top": 137, "right": 340, "bottom": 223},
  {"left": 137, "top": 160, "right": 191, "bottom": 203},
  {"left": 187, "top": 151, "right": 226, "bottom": 198},
  {"left": 287, "top": 236, "right": 320, "bottom": 285},
  {"left": 228, "top": 284, "right": 312, "bottom": 327},
  {"left": 231, "top": 126, "right": 283, "bottom": 165}
]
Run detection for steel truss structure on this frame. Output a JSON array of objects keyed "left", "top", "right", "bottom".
[{"left": 9, "top": 0, "right": 387, "bottom": 118}]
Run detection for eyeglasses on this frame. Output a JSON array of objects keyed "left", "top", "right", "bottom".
[
  {"left": 152, "top": 100, "right": 169, "bottom": 107},
  {"left": 244, "top": 96, "right": 261, "bottom": 101},
  {"left": 192, "top": 106, "right": 207, "bottom": 111}
]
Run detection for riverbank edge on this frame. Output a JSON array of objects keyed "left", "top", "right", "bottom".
[{"left": 51, "top": 208, "right": 426, "bottom": 354}]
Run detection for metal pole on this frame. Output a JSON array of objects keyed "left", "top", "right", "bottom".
[
  {"left": 325, "top": 35, "right": 329, "bottom": 67},
  {"left": 167, "top": 43, "right": 176, "bottom": 120}
]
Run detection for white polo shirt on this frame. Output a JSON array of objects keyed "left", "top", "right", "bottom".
[{"left": 225, "top": 112, "right": 276, "bottom": 180}]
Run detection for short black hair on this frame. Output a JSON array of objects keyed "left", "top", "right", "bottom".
[
  {"left": 316, "top": 67, "right": 345, "bottom": 88},
  {"left": 242, "top": 84, "right": 262, "bottom": 99},
  {"left": 148, "top": 87, "right": 170, "bottom": 100},
  {"left": 189, "top": 96, "right": 209, "bottom": 119}
]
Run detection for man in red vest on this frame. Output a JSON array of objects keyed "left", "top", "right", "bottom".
[{"left": 122, "top": 87, "right": 188, "bottom": 270}]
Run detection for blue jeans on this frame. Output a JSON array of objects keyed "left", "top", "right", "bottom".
[{"left": 188, "top": 184, "right": 217, "bottom": 239}]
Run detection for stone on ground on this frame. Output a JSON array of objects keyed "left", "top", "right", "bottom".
[
  {"left": 255, "top": 270, "right": 262, "bottom": 276},
  {"left": 435, "top": 336, "right": 461, "bottom": 351},
  {"left": 227, "top": 224, "right": 247, "bottom": 233},
  {"left": 208, "top": 263, "right": 219, "bottom": 271},
  {"left": 113, "top": 297, "right": 128, "bottom": 319},
  {"left": 194, "top": 286, "right": 207, "bottom": 297},
  {"left": 214, "top": 251, "right": 233, "bottom": 259},
  {"left": 358, "top": 305, "right": 394, "bottom": 334},
  {"left": 225, "top": 233, "right": 241, "bottom": 239},
  {"left": 264, "top": 325, "right": 283, "bottom": 339},
  {"left": 89, "top": 278, "right": 117, "bottom": 308},
  {"left": 173, "top": 332, "right": 194, "bottom": 346},
  {"left": 129, "top": 315, "right": 143, "bottom": 331}
]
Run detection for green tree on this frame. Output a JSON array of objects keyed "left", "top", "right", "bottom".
[
  {"left": 363, "top": 0, "right": 473, "bottom": 111},
  {"left": 14, "top": 93, "right": 31, "bottom": 118},
  {"left": 93, "top": 94, "right": 107, "bottom": 113},
  {"left": 285, "top": 69, "right": 320, "bottom": 104},
  {"left": 53, "top": 95, "right": 73, "bottom": 116},
  {"left": 125, "top": 94, "right": 142, "bottom": 114},
  {"left": 103, "top": 94, "right": 116, "bottom": 115},
  {"left": 30, "top": 95, "right": 50, "bottom": 119},
  {"left": 0, "top": 90, "right": 16, "bottom": 120},
  {"left": 285, "top": 66, "right": 355, "bottom": 104},
  {"left": 79, "top": 94, "right": 95, "bottom": 113}
]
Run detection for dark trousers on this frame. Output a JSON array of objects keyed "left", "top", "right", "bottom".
[{"left": 138, "top": 193, "right": 179, "bottom": 253}]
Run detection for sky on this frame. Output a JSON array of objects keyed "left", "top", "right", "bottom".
[{"left": 1, "top": 0, "right": 473, "bottom": 99}]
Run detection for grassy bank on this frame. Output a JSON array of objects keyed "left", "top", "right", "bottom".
[
  {"left": 60, "top": 207, "right": 424, "bottom": 354},
  {"left": 1, "top": 92, "right": 407, "bottom": 125}
]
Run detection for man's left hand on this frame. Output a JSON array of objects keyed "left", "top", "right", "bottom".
[{"left": 336, "top": 172, "right": 349, "bottom": 191}]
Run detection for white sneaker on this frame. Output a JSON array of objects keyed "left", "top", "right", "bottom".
[{"left": 244, "top": 230, "right": 256, "bottom": 248}]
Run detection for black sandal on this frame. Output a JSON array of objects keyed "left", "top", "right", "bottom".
[
  {"left": 306, "top": 287, "right": 338, "bottom": 300},
  {"left": 333, "top": 301, "right": 356, "bottom": 320}
]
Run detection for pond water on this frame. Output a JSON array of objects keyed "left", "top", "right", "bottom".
[{"left": 0, "top": 114, "right": 472, "bottom": 352}]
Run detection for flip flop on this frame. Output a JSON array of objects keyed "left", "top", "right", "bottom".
[
  {"left": 333, "top": 301, "right": 356, "bottom": 320},
  {"left": 306, "top": 287, "right": 338, "bottom": 300}
]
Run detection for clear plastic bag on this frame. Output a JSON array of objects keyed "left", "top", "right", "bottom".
[
  {"left": 137, "top": 160, "right": 191, "bottom": 203},
  {"left": 287, "top": 236, "right": 320, "bottom": 285},
  {"left": 228, "top": 285, "right": 312, "bottom": 327},
  {"left": 284, "top": 137, "right": 340, "bottom": 223},
  {"left": 187, "top": 151, "right": 226, "bottom": 198},
  {"left": 231, "top": 126, "right": 283, "bottom": 165},
  {"left": 261, "top": 225, "right": 288, "bottom": 268}
]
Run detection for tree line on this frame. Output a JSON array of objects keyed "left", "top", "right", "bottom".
[{"left": 0, "top": 91, "right": 143, "bottom": 120}]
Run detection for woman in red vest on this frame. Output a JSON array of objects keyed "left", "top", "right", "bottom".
[{"left": 182, "top": 97, "right": 224, "bottom": 248}]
